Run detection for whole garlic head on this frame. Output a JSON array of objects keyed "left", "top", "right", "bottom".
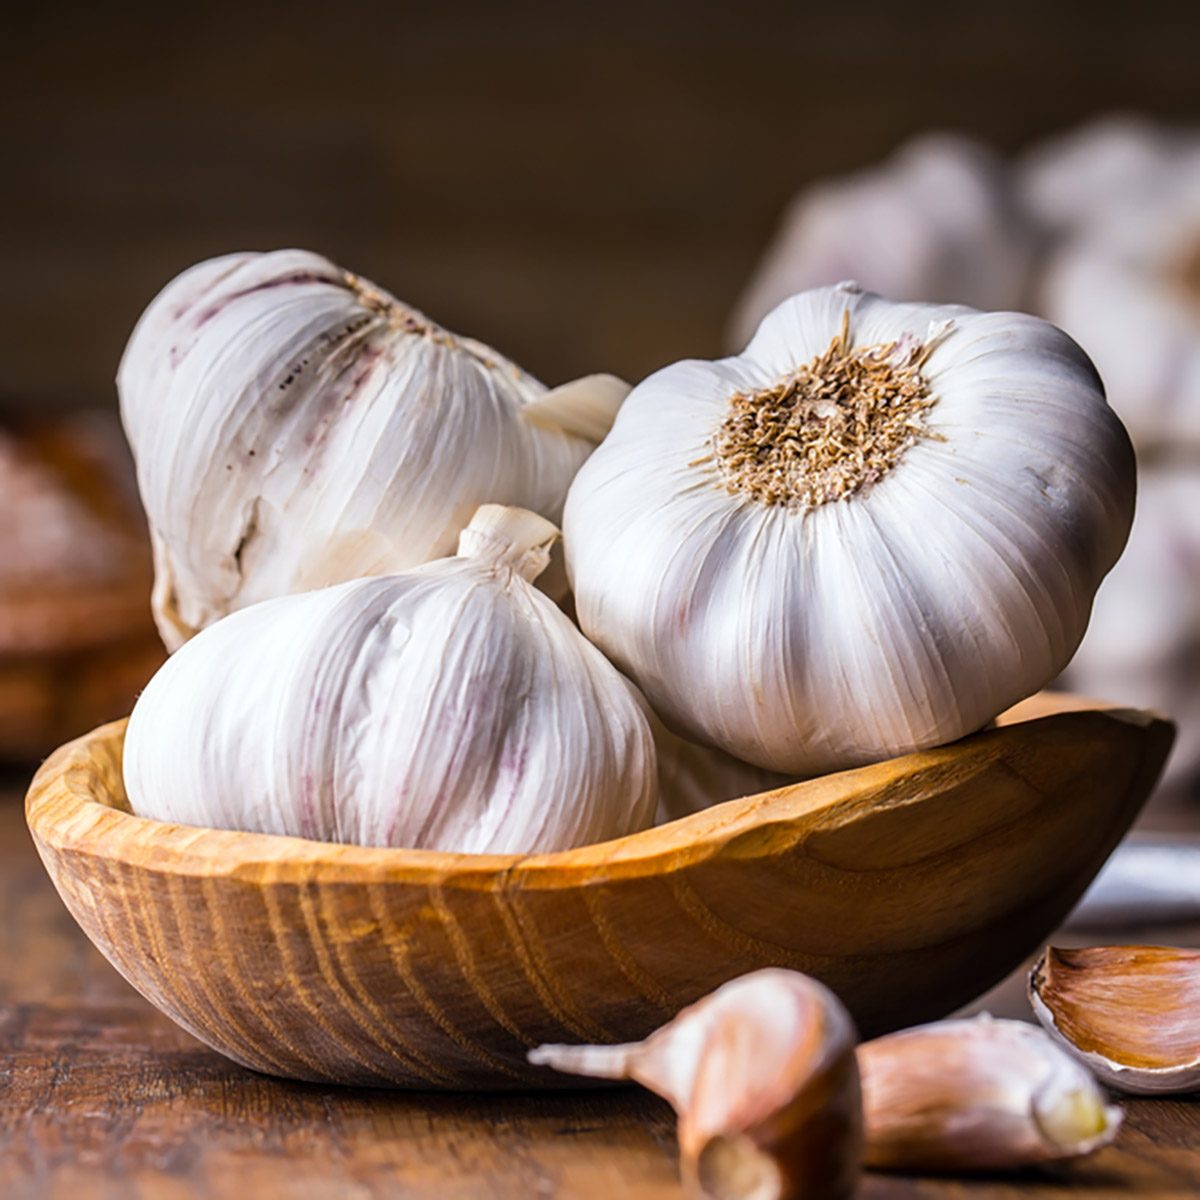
[
  {"left": 123, "top": 505, "right": 656, "bottom": 854},
  {"left": 119, "top": 250, "right": 627, "bottom": 649},
  {"left": 730, "top": 135, "right": 1035, "bottom": 351},
  {"left": 565, "top": 283, "right": 1135, "bottom": 775}
]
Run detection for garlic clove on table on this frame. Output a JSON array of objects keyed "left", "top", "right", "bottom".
[
  {"left": 858, "top": 1015, "right": 1122, "bottom": 1172},
  {"left": 729, "top": 134, "right": 1036, "bottom": 351},
  {"left": 530, "top": 969, "right": 862, "bottom": 1200},
  {"left": 565, "top": 282, "right": 1135, "bottom": 775},
  {"left": 123, "top": 504, "right": 657, "bottom": 855},
  {"left": 1029, "top": 945, "right": 1200, "bottom": 1095},
  {"left": 119, "top": 249, "right": 624, "bottom": 649}
]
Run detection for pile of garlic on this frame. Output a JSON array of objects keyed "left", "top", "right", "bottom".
[
  {"left": 737, "top": 116, "right": 1200, "bottom": 793},
  {"left": 121, "top": 247, "right": 1132, "bottom": 854}
]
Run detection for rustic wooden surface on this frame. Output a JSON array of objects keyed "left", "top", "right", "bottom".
[
  {"left": 4, "top": 789, "right": 1200, "bottom": 1197},
  {"left": 25, "top": 697, "right": 1171, "bottom": 1090}
]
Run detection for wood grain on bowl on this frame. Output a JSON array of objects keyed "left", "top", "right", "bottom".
[{"left": 24, "top": 694, "right": 1172, "bottom": 1089}]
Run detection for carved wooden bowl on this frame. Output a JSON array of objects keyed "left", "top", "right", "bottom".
[{"left": 25, "top": 693, "right": 1172, "bottom": 1090}]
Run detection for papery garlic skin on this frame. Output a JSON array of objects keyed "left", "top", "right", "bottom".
[
  {"left": 859, "top": 1016, "right": 1121, "bottom": 1171},
  {"left": 123, "top": 505, "right": 656, "bottom": 855},
  {"left": 565, "top": 283, "right": 1135, "bottom": 775},
  {"left": 654, "top": 717, "right": 797, "bottom": 823},
  {"left": 119, "top": 250, "right": 623, "bottom": 649},
  {"left": 730, "top": 136, "right": 1034, "bottom": 351},
  {"left": 1030, "top": 945, "right": 1200, "bottom": 1096},
  {"left": 531, "top": 969, "right": 862, "bottom": 1200}
]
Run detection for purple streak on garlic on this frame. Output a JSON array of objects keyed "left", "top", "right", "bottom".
[{"left": 122, "top": 505, "right": 656, "bottom": 855}]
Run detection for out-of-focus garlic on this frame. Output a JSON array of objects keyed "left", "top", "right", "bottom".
[
  {"left": 653, "top": 717, "right": 797, "bottom": 823},
  {"left": 1037, "top": 150, "right": 1200, "bottom": 452},
  {"left": 729, "top": 135, "right": 1035, "bottom": 350},
  {"left": 118, "top": 250, "right": 627, "bottom": 649},
  {"left": 1018, "top": 115, "right": 1200, "bottom": 239},
  {"left": 859, "top": 1016, "right": 1122, "bottom": 1172},
  {"left": 1030, "top": 945, "right": 1200, "bottom": 1096},
  {"left": 1061, "top": 465, "right": 1200, "bottom": 791},
  {"left": 530, "top": 969, "right": 862, "bottom": 1200},
  {"left": 124, "top": 505, "right": 656, "bottom": 854},
  {"left": 565, "top": 282, "right": 1135, "bottom": 775}
]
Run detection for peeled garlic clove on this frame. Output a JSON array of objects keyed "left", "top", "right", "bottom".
[
  {"left": 859, "top": 1016, "right": 1122, "bottom": 1172},
  {"left": 123, "top": 504, "right": 656, "bottom": 854},
  {"left": 530, "top": 969, "right": 862, "bottom": 1200},
  {"left": 730, "top": 134, "right": 1035, "bottom": 350},
  {"left": 565, "top": 282, "right": 1135, "bottom": 775},
  {"left": 119, "top": 249, "right": 618, "bottom": 649},
  {"left": 1029, "top": 945, "right": 1200, "bottom": 1095}
]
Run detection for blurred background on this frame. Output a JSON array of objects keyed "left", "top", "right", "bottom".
[{"left": 1, "top": 0, "right": 1199, "bottom": 780}]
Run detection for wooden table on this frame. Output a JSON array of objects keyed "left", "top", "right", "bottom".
[{"left": 2, "top": 778, "right": 1199, "bottom": 1198}]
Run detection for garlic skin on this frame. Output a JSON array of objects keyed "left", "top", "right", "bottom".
[
  {"left": 530, "top": 969, "right": 862, "bottom": 1200},
  {"left": 1030, "top": 945, "right": 1200, "bottom": 1096},
  {"left": 1061, "top": 465, "right": 1200, "bottom": 791},
  {"left": 123, "top": 505, "right": 656, "bottom": 854},
  {"left": 1038, "top": 153, "right": 1200, "bottom": 452},
  {"left": 859, "top": 1016, "right": 1122, "bottom": 1171},
  {"left": 118, "top": 250, "right": 626, "bottom": 650},
  {"left": 565, "top": 283, "right": 1135, "bottom": 775},
  {"left": 654, "top": 717, "right": 797, "bottom": 823},
  {"left": 730, "top": 135, "right": 1034, "bottom": 351}
]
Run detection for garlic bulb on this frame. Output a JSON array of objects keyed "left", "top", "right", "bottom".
[
  {"left": 1030, "top": 945, "right": 1200, "bottom": 1096},
  {"left": 859, "top": 1016, "right": 1121, "bottom": 1171},
  {"left": 1061, "top": 465, "right": 1200, "bottom": 791},
  {"left": 565, "top": 282, "right": 1135, "bottom": 775},
  {"left": 123, "top": 505, "right": 656, "bottom": 854},
  {"left": 1038, "top": 152, "right": 1200, "bottom": 452},
  {"left": 119, "top": 249, "right": 627, "bottom": 649},
  {"left": 531, "top": 969, "right": 862, "bottom": 1200},
  {"left": 730, "top": 135, "right": 1035, "bottom": 350}
]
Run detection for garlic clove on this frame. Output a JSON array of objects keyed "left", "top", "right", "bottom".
[
  {"left": 858, "top": 1015, "right": 1122, "bottom": 1172},
  {"left": 1029, "top": 945, "right": 1200, "bottom": 1095},
  {"left": 521, "top": 373, "right": 632, "bottom": 444},
  {"left": 530, "top": 969, "right": 862, "bottom": 1200}
]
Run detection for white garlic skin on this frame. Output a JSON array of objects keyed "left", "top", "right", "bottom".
[
  {"left": 653, "top": 716, "right": 797, "bottom": 823},
  {"left": 730, "top": 135, "right": 1035, "bottom": 350},
  {"left": 123, "top": 506, "right": 657, "bottom": 854},
  {"left": 119, "top": 250, "right": 608, "bottom": 650},
  {"left": 565, "top": 284, "right": 1135, "bottom": 775}
]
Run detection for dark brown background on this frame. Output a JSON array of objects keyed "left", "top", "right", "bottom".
[{"left": 3, "top": 0, "right": 1199, "bottom": 419}]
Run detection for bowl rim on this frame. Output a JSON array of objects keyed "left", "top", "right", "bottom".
[{"left": 25, "top": 693, "right": 1163, "bottom": 891}]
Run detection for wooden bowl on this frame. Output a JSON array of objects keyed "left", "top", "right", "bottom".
[{"left": 26, "top": 693, "right": 1172, "bottom": 1090}]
